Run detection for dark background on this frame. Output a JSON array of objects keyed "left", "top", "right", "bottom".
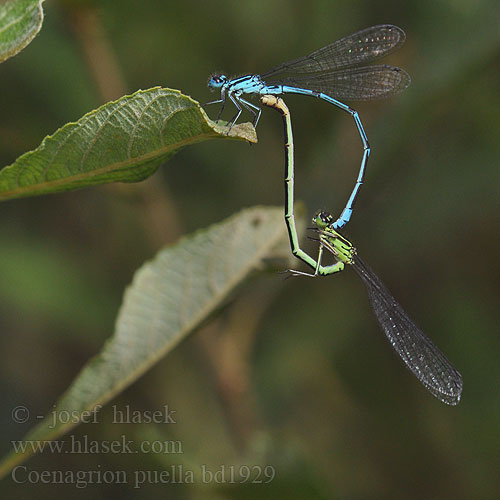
[{"left": 0, "top": 0, "right": 499, "bottom": 498}]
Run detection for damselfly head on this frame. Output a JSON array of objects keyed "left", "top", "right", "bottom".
[
  {"left": 207, "top": 74, "right": 227, "bottom": 89},
  {"left": 313, "top": 211, "right": 334, "bottom": 228}
]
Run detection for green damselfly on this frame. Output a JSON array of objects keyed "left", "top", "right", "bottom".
[{"left": 261, "top": 95, "right": 463, "bottom": 405}]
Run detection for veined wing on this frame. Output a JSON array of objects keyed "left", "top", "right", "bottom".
[
  {"left": 269, "top": 65, "right": 411, "bottom": 101},
  {"left": 262, "top": 25, "right": 406, "bottom": 78},
  {"left": 351, "top": 255, "right": 463, "bottom": 405}
]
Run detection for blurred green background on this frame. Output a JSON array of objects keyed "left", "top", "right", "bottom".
[{"left": 1, "top": 0, "right": 499, "bottom": 498}]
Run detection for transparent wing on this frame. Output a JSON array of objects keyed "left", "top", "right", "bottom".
[
  {"left": 351, "top": 255, "right": 463, "bottom": 405},
  {"left": 262, "top": 25, "right": 406, "bottom": 78},
  {"left": 268, "top": 65, "right": 410, "bottom": 101}
]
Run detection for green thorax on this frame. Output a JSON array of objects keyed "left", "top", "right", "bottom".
[{"left": 313, "top": 211, "right": 356, "bottom": 265}]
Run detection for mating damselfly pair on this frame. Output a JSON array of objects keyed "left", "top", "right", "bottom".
[{"left": 206, "top": 25, "right": 462, "bottom": 404}]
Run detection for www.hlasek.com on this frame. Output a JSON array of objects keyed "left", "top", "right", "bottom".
[
  {"left": 11, "top": 464, "right": 277, "bottom": 488},
  {"left": 11, "top": 434, "right": 183, "bottom": 455}
]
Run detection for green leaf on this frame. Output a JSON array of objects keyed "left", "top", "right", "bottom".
[
  {"left": 0, "top": 0, "right": 44, "bottom": 62},
  {"left": 0, "top": 87, "right": 256, "bottom": 201},
  {"left": 0, "top": 205, "right": 292, "bottom": 477}
]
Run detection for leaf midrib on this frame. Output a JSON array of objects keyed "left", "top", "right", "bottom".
[
  {"left": 0, "top": 2, "right": 38, "bottom": 36},
  {"left": 0, "top": 131, "right": 215, "bottom": 199}
]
